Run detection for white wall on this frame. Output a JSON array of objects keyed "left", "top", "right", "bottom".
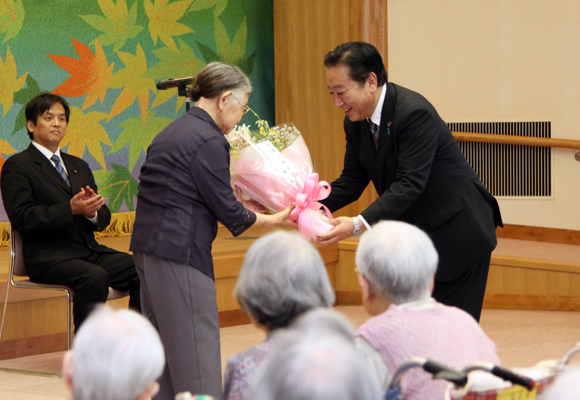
[{"left": 388, "top": 0, "right": 580, "bottom": 230}]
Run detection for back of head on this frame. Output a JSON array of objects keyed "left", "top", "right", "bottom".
[
  {"left": 540, "top": 367, "right": 580, "bottom": 400},
  {"left": 292, "top": 308, "right": 355, "bottom": 344},
  {"left": 323, "top": 41, "right": 388, "bottom": 86},
  {"left": 190, "top": 61, "right": 252, "bottom": 102},
  {"left": 248, "top": 328, "right": 382, "bottom": 400},
  {"left": 71, "top": 306, "right": 165, "bottom": 400},
  {"left": 355, "top": 221, "right": 438, "bottom": 304},
  {"left": 25, "top": 93, "right": 70, "bottom": 139},
  {"left": 235, "top": 230, "right": 335, "bottom": 330}
]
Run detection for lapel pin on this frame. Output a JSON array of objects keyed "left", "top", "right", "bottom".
[{"left": 387, "top": 121, "right": 392, "bottom": 135}]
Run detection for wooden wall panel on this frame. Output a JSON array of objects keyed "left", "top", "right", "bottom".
[{"left": 274, "top": 0, "right": 387, "bottom": 218}]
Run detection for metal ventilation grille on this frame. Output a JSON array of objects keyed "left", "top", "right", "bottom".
[{"left": 447, "top": 122, "right": 551, "bottom": 197}]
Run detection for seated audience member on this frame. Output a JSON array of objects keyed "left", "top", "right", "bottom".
[
  {"left": 62, "top": 305, "right": 165, "bottom": 400},
  {"left": 0, "top": 93, "right": 140, "bottom": 331},
  {"left": 223, "top": 230, "right": 336, "bottom": 400},
  {"left": 540, "top": 367, "right": 580, "bottom": 400},
  {"left": 247, "top": 309, "right": 382, "bottom": 400},
  {"left": 355, "top": 221, "right": 500, "bottom": 400},
  {"left": 292, "top": 307, "right": 355, "bottom": 343}
]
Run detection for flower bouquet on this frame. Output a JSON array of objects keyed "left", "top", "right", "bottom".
[{"left": 227, "top": 114, "right": 333, "bottom": 240}]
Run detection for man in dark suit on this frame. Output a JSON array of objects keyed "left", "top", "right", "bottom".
[
  {"left": 1, "top": 93, "right": 140, "bottom": 330},
  {"left": 317, "top": 42, "right": 502, "bottom": 321}
]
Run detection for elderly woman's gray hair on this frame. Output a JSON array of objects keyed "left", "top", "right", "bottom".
[
  {"left": 248, "top": 328, "right": 382, "bottom": 400},
  {"left": 190, "top": 61, "right": 252, "bottom": 102},
  {"left": 355, "top": 221, "right": 438, "bottom": 305},
  {"left": 292, "top": 308, "right": 355, "bottom": 344},
  {"left": 235, "top": 230, "right": 335, "bottom": 330},
  {"left": 69, "top": 306, "right": 165, "bottom": 400}
]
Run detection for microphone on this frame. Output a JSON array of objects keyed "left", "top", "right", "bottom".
[{"left": 156, "top": 76, "right": 193, "bottom": 90}]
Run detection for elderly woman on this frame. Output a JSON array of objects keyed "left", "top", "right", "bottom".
[
  {"left": 247, "top": 308, "right": 382, "bottom": 400},
  {"left": 223, "top": 230, "right": 335, "bottom": 400},
  {"left": 130, "top": 62, "right": 294, "bottom": 400},
  {"left": 355, "top": 221, "right": 500, "bottom": 400}
]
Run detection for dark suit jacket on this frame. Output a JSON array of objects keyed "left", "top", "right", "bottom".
[
  {"left": 130, "top": 106, "right": 256, "bottom": 280},
  {"left": 322, "top": 83, "right": 503, "bottom": 282},
  {"left": 1, "top": 144, "right": 115, "bottom": 279}
]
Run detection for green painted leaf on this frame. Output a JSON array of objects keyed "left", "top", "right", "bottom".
[
  {"left": 12, "top": 75, "right": 41, "bottom": 135},
  {"left": 93, "top": 164, "right": 139, "bottom": 212},
  {"left": 237, "top": 48, "right": 256, "bottom": 77},
  {"left": 144, "top": 39, "right": 203, "bottom": 80},
  {"left": 196, "top": 41, "right": 221, "bottom": 64},
  {"left": 214, "top": 16, "right": 246, "bottom": 63},
  {"left": 188, "top": 0, "right": 227, "bottom": 16},
  {"left": 109, "top": 111, "right": 173, "bottom": 170}
]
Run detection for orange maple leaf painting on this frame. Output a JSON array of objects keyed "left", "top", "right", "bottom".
[{"left": 47, "top": 38, "right": 114, "bottom": 110}]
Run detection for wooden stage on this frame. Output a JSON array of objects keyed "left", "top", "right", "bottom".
[{"left": 1, "top": 226, "right": 580, "bottom": 360}]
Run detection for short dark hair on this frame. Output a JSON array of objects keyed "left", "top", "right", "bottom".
[
  {"left": 324, "top": 42, "right": 388, "bottom": 87},
  {"left": 25, "top": 93, "right": 70, "bottom": 140}
]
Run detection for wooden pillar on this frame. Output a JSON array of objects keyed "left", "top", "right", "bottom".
[{"left": 274, "top": 0, "right": 388, "bottom": 219}]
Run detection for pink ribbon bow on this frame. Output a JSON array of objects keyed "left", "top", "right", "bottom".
[{"left": 287, "top": 173, "right": 332, "bottom": 240}]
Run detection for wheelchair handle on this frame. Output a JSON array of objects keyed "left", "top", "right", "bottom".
[{"left": 490, "top": 366, "right": 535, "bottom": 390}]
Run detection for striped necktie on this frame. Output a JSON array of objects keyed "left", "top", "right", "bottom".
[
  {"left": 51, "top": 155, "right": 70, "bottom": 187},
  {"left": 369, "top": 121, "right": 379, "bottom": 148}
]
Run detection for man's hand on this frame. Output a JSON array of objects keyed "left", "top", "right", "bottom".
[
  {"left": 315, "top": 216, "right": 356, "bottom": 245},
  {"left": 71, "top": 187, "right": 105, "bottom": 218}
]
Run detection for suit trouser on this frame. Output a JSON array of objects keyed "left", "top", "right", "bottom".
[
  {"left": 432, "top": 254, "right": 491, "bottom": 323},
  {"left": 134, "top": 252, "right": 222, "bottom": 400},
  {"left": 31, "top": 251, "right": 141, "bottom": 331}
]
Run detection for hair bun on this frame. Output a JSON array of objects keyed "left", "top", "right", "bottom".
[{"left": 189, "top": 86, "right": 202, "bottom": 102}]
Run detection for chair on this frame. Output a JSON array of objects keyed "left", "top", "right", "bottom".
[{"left": 0, "top": 229, "right": 129, "bottom": 350}]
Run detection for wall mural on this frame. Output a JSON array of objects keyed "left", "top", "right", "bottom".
[{"left": 0, "top": 0, "right": 274, "bottom": 233}]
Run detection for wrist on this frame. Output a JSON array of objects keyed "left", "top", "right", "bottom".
[{"left": 352, "top": 217, "right": 361, "bottom": 235}]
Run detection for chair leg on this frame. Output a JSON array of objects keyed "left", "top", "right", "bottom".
[
  {"left": 0, "top": 281, "right": 10, "bottom": 341},
  {"left": 66, "top": 289, "right": 72, "bottom": 350}
]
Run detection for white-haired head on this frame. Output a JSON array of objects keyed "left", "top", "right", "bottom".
[
  {"left": 248, "top": 326, "right": 382, "bottom": 400},
  {"left": 235, "top": 230, "right": 335, "bottom": 331},
  {"left": 355, "top": 221, "right": 438, "bottom": 304},
  {"left": 63, "top": 306, "right": 165, "bottom": 400}
]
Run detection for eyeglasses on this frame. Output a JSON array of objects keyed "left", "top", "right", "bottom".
[{"left": 232, "top": 94, "right": 250, "bottom": 115}]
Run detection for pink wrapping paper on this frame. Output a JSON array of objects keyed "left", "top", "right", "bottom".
[{"left": 229, "top": 126, "right": 333, "bottom": 240}]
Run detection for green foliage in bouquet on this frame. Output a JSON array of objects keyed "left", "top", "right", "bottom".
[{"left": 229, "top": 107, "right": 301, "bottom": 155}]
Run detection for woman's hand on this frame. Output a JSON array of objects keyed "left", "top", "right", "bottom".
[{"left": 253, "top": 204, "right": 297, "bottom": 228}]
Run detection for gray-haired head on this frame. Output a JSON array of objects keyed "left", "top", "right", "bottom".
[
  {"left": 68, "top": 306, "right": 165, "bottom": 400},
  {"left": 355, "top": 221, "right": 438, "bottom": 305},
  {"left": 235, "top": 230, "right": 335, "bottom": 331},
  {"left": 248, "top": 327, "right": 382, "bottom": 400},
  {"left": 292, "top": 308, "right": 355, "bottom": 344},
  {"left": 540, "top": 367, "right": 580, "bottom": 400},
  {"left": 190, "top": 62, "right": 252, "bottom": 102}
]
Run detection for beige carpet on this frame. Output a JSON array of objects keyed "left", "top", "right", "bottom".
[{"left": 1, "top": 306, "right": 579, "bottom": 400}]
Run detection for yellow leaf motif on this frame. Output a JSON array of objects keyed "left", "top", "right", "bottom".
[
  {"left": 0, "top": 138, "right": 16, "bottom": 155},
  {"left": 0, "top": 47, "right": 27, "bottom": 116},
  {"left": 79, "top": 0, "right": 143, "bottom": 52},
  {"left": 61, "top": 107, "right": 113, "bottom": 170},
  {"left": 108, "top": 44, "right": 157, "bottom": 123},
  {"left": 0, "top": 0, "right": 24, "bottom": 42},
  {"left": 145, "top": 0, "right": 194, "bottom": 52}
]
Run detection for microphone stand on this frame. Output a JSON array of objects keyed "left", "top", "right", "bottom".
[{"left": 177, "top": 84, "right": 191, "bottom": 112}]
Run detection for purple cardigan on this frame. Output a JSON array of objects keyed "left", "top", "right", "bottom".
[{"left": 357, "top": 302, "right": 500, "bottom": 400}]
